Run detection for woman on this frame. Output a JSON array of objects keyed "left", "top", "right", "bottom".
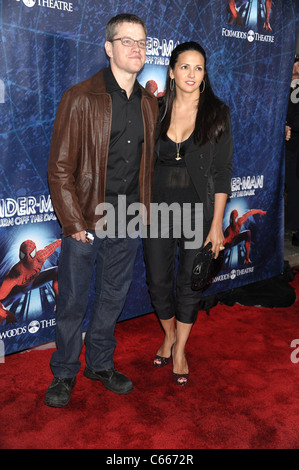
[{"left": 143, "top": 41, "right": 233, "bottom": 386}]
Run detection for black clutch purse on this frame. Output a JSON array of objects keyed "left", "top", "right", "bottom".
[{"left": 191, "top": 242, "right": 215, "bottom": 291}]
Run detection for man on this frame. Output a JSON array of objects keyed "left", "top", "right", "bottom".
[{"left": 45, "top": 14, "right": 158, "bottom": 407}]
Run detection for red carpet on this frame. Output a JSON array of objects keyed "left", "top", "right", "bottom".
[{"left": 1, "top": 271, "right": 299, "bottom": 450}]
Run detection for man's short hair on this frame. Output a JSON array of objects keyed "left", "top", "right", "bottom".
[{"left": 105, "top": 13, "right": 147, "bottom": 42}]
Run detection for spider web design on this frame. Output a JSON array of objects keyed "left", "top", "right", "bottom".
[
  {"left": 0, "top": 0, "right": 297, "bottom": 291},
  {"left": 0, "top": 0, "right": 296, "bottom": 196},
  {"left": 137, "top": 0, "right": 296, "bottom": 286}
]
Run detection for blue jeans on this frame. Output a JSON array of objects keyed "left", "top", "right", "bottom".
[{"left": 50, "top": 233, "right": 139, "bottom": 378}]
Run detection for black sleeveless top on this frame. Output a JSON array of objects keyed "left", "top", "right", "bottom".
[{"left": 153, "top": 133, "right": 200, "bottom": 205}]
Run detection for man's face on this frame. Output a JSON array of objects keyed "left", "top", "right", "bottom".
[{"left": 105, "top": 22, "right": 146, "bottom": 76}]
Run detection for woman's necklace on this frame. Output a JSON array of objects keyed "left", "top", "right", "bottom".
[
  {"left": 173, "top": 100, "right": 197, "bottom": 161},
  {"left": 175, "top": 141, "right": 182, "bottom": 161},
  {"left": 173, "top": 104, "right": 182, "bottom": 161}
]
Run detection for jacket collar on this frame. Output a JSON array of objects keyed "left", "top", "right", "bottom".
[
  {"left": 89, "top": 67, "right": 148, "bottom": 100},
  {"left": 103, "top": 66, "right": 141, "bottom": 97}
]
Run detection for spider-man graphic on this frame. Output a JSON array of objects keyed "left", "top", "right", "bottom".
[
  {"left": 226, "top": 0, "right": 273, "bottom": 30},
  {"left": 0, "top": 239, "right": 61, "bottom": 325},
  {"left": 223, "top": 209, "right": 267, "bottom": 264},
  {"left": 145, "top": 79, "right": 165, "bottom": 97}
]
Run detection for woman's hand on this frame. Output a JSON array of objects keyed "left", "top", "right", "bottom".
[
  {"left": 204, "top": 223, "right": 225, "bottom": 259},
  {"left": 204, "top": 193, "right": 227, "bottom": 258}
]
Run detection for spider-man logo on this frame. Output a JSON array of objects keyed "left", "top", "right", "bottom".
[{"left": 0, "top": 239, "right": 61, "bottom": 325}]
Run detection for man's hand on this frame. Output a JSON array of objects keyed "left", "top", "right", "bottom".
[{"left": 71, "top": 231, "right": 88, "bottom": 243}]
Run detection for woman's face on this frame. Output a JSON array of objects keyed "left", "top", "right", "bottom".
[{"left": 170, "top": 50, "right": 205, "bottom": 95}]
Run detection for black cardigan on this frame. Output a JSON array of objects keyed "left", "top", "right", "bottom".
[{"left": 155, "top": 111, "right": 233, "bottom": 221}]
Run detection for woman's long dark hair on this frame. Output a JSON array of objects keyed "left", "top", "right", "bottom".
[{"left": 159, "top": 41, "right": 229, "bottom": 145}]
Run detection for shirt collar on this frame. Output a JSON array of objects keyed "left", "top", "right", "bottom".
[{"left": 104, "top": 67, "right": 141, "bottom": 97}]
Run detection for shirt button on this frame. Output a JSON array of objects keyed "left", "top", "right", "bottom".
[{"left": 127, "top": 140, "right": 131, "bottom": 144}]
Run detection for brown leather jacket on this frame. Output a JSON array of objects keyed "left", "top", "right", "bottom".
[{"left": 48, "top": 68, "right": 158, "bottom": 237}]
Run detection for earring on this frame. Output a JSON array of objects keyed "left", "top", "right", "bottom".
[
  {"left": 170, "top": 78, "right": 175, "bottom": 91},
  {"left": 200, "top": 79, "right": 205, "bottom": 93}
]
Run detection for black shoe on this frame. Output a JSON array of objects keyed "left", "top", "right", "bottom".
[
  {"left": 84, "top": 367, "right": 133, "bottom": 394},
  {"left": 44, "top": 377, "right": 76, "bottom": 408}
]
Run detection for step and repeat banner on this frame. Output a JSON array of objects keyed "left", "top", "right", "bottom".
[{"left": 0, "top": 0, "right": 297, "bottom": 354}]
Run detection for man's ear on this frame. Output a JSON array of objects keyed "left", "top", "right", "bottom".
[{"left": 105, "top": 41, "right": 113, "bottom": 58}]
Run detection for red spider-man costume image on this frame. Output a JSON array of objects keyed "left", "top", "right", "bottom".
[
  {"left": 145, "top": 79, "right": 165, "bottom": 97},
  {"left": 223, "top": 209, "right": 267, "bottom": 264},
  {"left": 226, "top": 0, "right": 272, "bottom": 30},
  {"left": 0, "top": 239, "right": 61, "bottom": 325}
]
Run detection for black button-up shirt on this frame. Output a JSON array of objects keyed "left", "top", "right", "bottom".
[
  {"left": 103, "top": 68, "right": 144, "bottom": 236},
  {"left": 104, "top": 67, "right": 144, "bottom": 204}
]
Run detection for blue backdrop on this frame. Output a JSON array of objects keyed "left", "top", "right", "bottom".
[{"left": 0, "top": 0, "right": 297, "bottom": 354}]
